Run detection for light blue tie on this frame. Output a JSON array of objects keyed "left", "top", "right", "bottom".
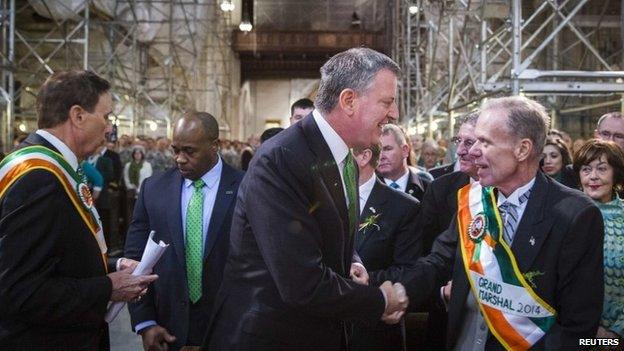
[
  {"left": 498, "top": 189, "right": 531, "bottom": 244},
  {"left": 389, "top": 182, "right": 400, "bottom": 190}
]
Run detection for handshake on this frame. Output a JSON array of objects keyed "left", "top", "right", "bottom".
[{"left": 379, "top": 281, "right": 408, "bottom": 324}]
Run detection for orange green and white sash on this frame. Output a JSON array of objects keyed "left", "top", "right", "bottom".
[
  {"left": 457, "top": 182, "right": 556, "bottom": 351},
  {"left": 0, "top": 146, "right": 108, "bottom": 271}
]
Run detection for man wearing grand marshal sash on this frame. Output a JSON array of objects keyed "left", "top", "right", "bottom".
[
  {"left": 404, "top": 96, "right": 604, "bottom": 351},
  {"left": 0, "top": 70, "right": 157, "bottom": 350}
]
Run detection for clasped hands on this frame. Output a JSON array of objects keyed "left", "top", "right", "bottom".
[{"left": 349, "top": 263, "right": 408, "bottom": 325}]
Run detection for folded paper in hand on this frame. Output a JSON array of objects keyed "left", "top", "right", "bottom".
[{"left": 105, "top": 230, "right": 168, "bottom": 323}]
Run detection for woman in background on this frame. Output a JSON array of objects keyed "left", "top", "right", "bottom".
[
  {"left": 573, "top": 139, "right": 624, "bottom": 341},
  {"left": 541, "top": 136, "right": 576, "bottom": 188}
]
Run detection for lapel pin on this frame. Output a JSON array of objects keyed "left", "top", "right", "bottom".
[
  {"left": 334, "top": 182, "right": 339, "bottom": 187},
  {"left": 529, "top": 236, "right": 536, "bottom": 246},
  {"left": 225, "top": 190, "right": 234, "bottom": 194}
]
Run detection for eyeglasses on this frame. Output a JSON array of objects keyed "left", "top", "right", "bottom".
[
  {"left": 597, "top": 130, "right": 624, "bottom": 141},
  {"left": 451, "top": 136, "right": 476, "bottom": 148}
]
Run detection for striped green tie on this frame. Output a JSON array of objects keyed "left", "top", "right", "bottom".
[
  {"left": 343, "top": 152, "right": 358, "bottom": 237},
  {"left": 186, "top": 179, "right": 205, "bottom": 303}
]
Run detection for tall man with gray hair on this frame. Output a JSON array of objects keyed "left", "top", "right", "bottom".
[
  {"left": 404, "top": 96, "right": 604, "bottom": 350},
  {"left": 203, "top": 48, "right": 409, "bottom": 351}
]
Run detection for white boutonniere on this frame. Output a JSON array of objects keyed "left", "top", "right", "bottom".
[{"left": 359, "top": 207, "right": 381, "bottom": 232}]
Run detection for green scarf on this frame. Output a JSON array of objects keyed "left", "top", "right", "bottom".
[{"left": 129, "top": 160, "right": 143, "bottom": 187}]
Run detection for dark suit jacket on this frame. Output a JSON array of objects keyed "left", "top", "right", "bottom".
[
  {"left": 124, "top": 162, "right": 243, "bottom": 350},
  {"left": 405, "top": 172, "right": 604, "bottom": 350},
  {"left": 203, "top": 115, "right": 386, "bottom": 351},
  {"left": 357, "top": 178, "right": 422, "bottom": 286},
  {"left": 405, "top": 167, "right": 430, "bottom": 202},
  {"left": 429, "top": 162, "right": 455, "bottom": 179},
  {"left": 94, "top": 156, "right": 114, "bottom": 209},
  {"left": 351, "top": 179, "right": 421, "bottom": 350},
  {"left": 418, "top": 171, "right": 470, "bottom": 255},
  {"left": 0, "top": 133, "right": 112, "bottom": 350},
  {"left": 103, "top": 149, "right": 122, "bottom": 184}
]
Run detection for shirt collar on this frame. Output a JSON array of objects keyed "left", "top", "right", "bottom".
[
  {"left": 183, "top": 156, "right": 223, "bottom": 189},
  {"left": 385, "top": 169, "right": 410, "bottom": 190},
  {"left": 36, "top": 129, "right": 79, "bottom": 171},
  {"left": 359, "top": 173, "right": 377, "bottom": 200},
  {"left": 313, "top": 109, "right": 349, "bottom": 166},
  {"left": 497, "top": 177, "right": 536, "bottom": 206}
]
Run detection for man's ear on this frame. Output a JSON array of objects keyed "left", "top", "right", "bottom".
[
  {"left": 68, "top": 104, "right": 85, "bottom": 128},
  {"left": 401, "top": 143, "right": 410, "bottom": 159},
  {"left": 516, "top": 138, "right": 533, "bottom": 162},
  {"left": 338, "top": 89, "right": 356, "bottom": 116}
]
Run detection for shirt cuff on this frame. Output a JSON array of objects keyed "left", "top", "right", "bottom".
[
  {"left": 440, "top": 286, "right": 449, "bottom": 311},
  {"left": 115, "top": 258, "right": 123, "bottom": 271},
  {"left": 93, "top": 186, "right": 102, "bottom": 192},
  {"left": 380, "top": 288, "right": 388, "bottom": 309},
  {"left": 135, "top": 320, "right": 157, "bottom": 334}
]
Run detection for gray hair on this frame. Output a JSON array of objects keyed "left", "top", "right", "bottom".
[
  {"left": 596, "top": 112, "right": 623, "bottom": 129},
  {"left": 381, "top": 124, "right": 409, "bottom": 148},
  {"left": 457, "top": 110, "right": 480, "bottom": 128},
  {"left": 315, "top": 47, "right": 400, "bottom": 115},
  {"left": 481, "top": 96, "right": 550, "bottom": 159}
]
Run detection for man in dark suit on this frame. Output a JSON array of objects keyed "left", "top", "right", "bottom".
[
  {"left": 203, "top": 48, "right": 409, "bottom": 351},
  {"left": 351, "top": 143, "right": 421, "bottom": 351},
  {"left": 0, "top": 70, "right": 156, "bottom": 350},
  {"left": 417, "top": 110, "right": 479, "bottom": 350},
  {"left": 125, "top": 112, "right": 243, "bottom": 351},
  {"left": 404, "top": 96, "right": 604, "bottom": 350},
  {"left": 377, "top": 123, "right": 431, "bottom": 201},
  {"left": 89, "top": 144, "right": 118, "bottom": 252}
]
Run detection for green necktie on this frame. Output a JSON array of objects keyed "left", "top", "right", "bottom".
[
  {"left": 186, "top": 179, "right": 205, "bottom": 303},
  {"left": 343, "top": 152, "right": 358, "bottom": 237}
]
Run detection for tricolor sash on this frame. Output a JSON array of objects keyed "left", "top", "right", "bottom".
[
  {"left": 0, "top": 146, "right": 108, "bottom": 271},
  {"left": 457, "top": 182, "right": 556, "bottom": 351}
]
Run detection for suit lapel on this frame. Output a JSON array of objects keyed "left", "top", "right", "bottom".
[
  {"left": 301, "top": 116, "right": 349, "bottom": 234},
  {"left": 166, "top": 170, "right": 187, "bottom": 269},
  {"left": 356, "top": 179, "right": 388, "bottom": 251},
  {"left": 203, "top": 163, "right": 238, "bottom": 259},
  {"left": 511, "top": 172, "right": 554, "bottom": 271}
]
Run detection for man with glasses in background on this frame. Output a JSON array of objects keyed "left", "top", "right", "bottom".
[{"left": 594, "top": 112, "right": 624, "bottom": 150}]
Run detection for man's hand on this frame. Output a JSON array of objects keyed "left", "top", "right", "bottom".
[
  {"left": 350, "top": 263, "right": 369, "bottom": 285},
  {"left": 442, "top": 280, "right": 452, "bottom": 302},
  {"left": 117, "top": 257, "right": 140, "bottom": 272},
  {"left": 379, "top": 281, "right": 408, "bottom": 324},
  {"left": 107, "top": 268, "right": 158, "bottom": 302},
  {"left": 140, "top": 325, "right": 176, "bottom": 351}
]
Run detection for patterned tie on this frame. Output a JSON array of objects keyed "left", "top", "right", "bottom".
[
  {"left": 186, "top": 179, "right": 205, "bottom": 303},
  {"left": 389, "top": 181, "right": 400, "bottom": 190},
  {"left": 343, "top": 152, "right": 358, "bottom": 237},
  {"left": 498, "top": 189, "right": 531, "bottom": 244}
]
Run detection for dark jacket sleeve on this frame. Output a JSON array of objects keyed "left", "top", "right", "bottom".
[
  {"left": 245, "top": 148, "right": 385, "bottom": 324},
  {"left": 124, "top": 178, "right": 158, "bottom": 329},
  {"left": 369, "top": 201, "right": 422, "bottom": 286},
  {"left": 0, "top": 170, "right": 112, "bottom": 327},
  {"left": 402, "top": 217, "right": 458, "bottom": 309}
]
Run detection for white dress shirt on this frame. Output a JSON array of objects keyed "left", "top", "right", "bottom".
[
  {"left": 496, "top": 177, "right": 536, "bottom": 242},
  {"left": 36, "top": 130, "right": 79, "bottom": 171},
  {"left": 358, "top": 173, "right": 377, "bottom": 214},
  {"left": 313, "top": 110, "right": 351, "bottom": 206},
  {"left": 383, "top": 169, "right": 410, "bottom": 192}
]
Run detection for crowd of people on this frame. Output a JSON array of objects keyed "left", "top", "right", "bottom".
[{"left": 0, "top": 47, "right": 623, "bottom": 351}]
